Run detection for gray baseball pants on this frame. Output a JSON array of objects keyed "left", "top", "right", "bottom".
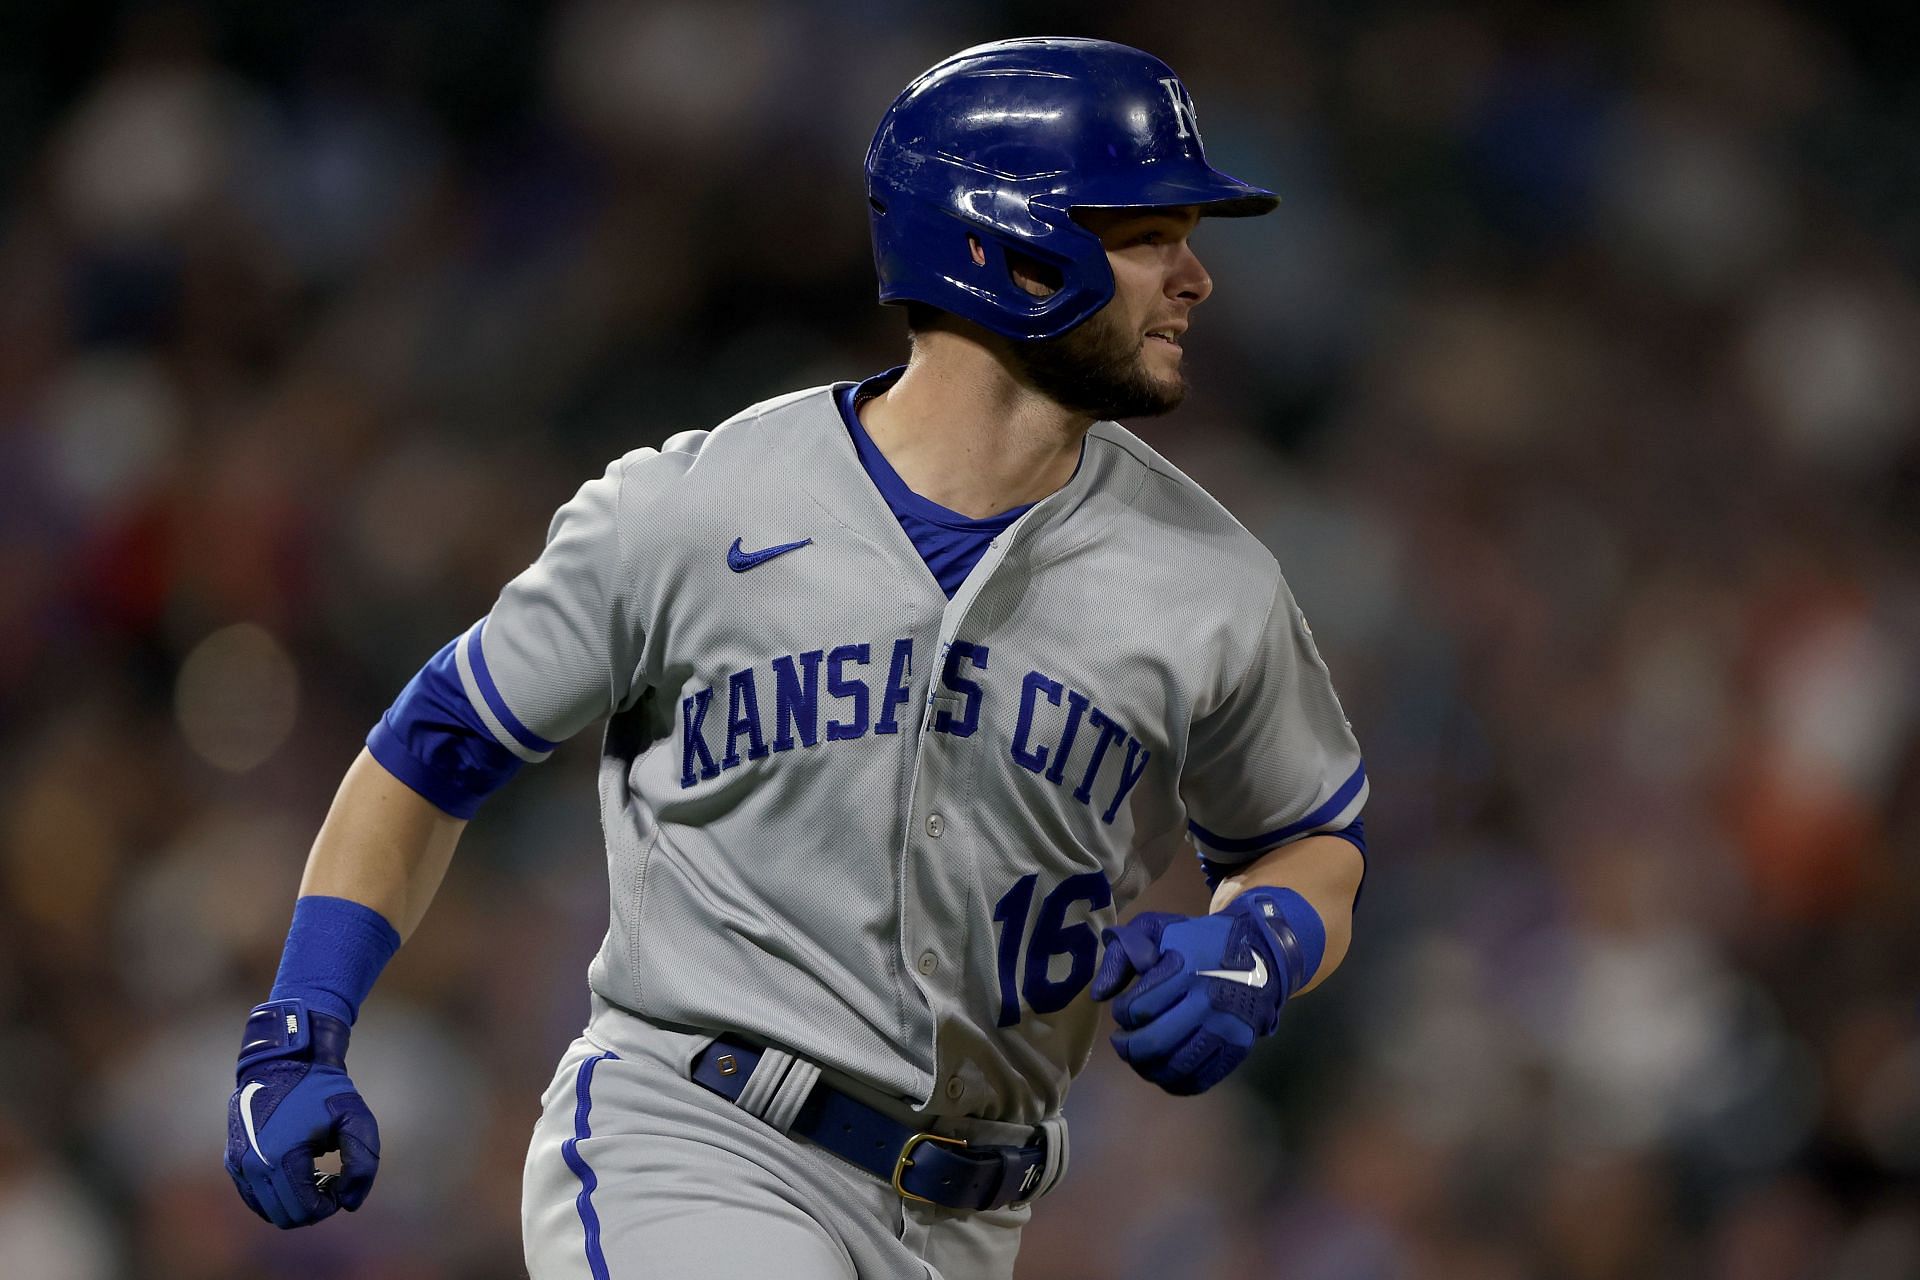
[{"left": 522, "top": 998, "right": 1046, "bottom": 1279}]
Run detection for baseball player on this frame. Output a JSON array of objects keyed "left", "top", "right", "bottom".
[{"left": 224, "top": 38, "right": 1368, "bottom": 1279}]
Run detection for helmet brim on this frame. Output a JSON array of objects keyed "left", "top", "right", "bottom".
[{"left": 1061, "top": 171, "right": 1280, "bottom": 219}]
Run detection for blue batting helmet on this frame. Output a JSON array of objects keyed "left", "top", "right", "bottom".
[{"left": 865, "top": 38, "right": 1279, "bottom": 342}]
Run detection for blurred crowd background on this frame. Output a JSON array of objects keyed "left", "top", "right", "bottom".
[{"left": 2, "top": 1, "right": 1916, "bottom": 1276}]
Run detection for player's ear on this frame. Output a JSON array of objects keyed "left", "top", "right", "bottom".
[
  {"left": 1005, "top": 250, "right": 1061, "bottom": 299},
  {"left": 964, "top": 233, "right": 1060, "bottom": 299}
]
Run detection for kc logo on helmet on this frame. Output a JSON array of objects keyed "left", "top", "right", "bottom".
[{"left": 1157, "top": 77, "right": 1203, "bottom": 143}]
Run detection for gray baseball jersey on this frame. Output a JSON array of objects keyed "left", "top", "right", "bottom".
[{"left": 471, "top": 382, "right": 1365, "bottom": 1123}]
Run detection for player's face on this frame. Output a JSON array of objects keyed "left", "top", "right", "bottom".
[{"left": 1009, "top": 207, "right": 1213, "bottom": 421}]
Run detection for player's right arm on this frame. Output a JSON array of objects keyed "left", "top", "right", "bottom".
[
  {"left": 298, "top": 748, "right": 469, "bottom": 938},
  {"left": 226, "top": 449, "right": 661, "bottom": 1228}
]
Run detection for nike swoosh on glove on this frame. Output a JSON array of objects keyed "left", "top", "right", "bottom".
[
  {"left": 1089, "top": 888, "right": 1317, "bottom": 1096},
  {"left": 225, "top": 999, "right": 380, "bottom": 1228}
]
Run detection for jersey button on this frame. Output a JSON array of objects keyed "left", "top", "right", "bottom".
[
  {"left": 917, "top": 951, "right": 939, "bottom": 976},
  {"left": 944, "top": 1077, "right": 964, "bottom": 1101},
  {"left": 926, "top": 813, "right": 946, "bottom": 838}
]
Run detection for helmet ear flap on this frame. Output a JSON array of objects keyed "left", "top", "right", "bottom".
[
  {"left": 870, "top": 180, "right": 1113, "bottom": 340},
  {"left": 940, "top": 220, "right": 1111, "bottom": 338},
  {"left": 895, "top": 233, "right": 1078, "bottom": 336}
]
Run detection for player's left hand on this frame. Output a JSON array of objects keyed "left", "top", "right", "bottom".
[{"left": 1089, "top": 888, "right": 1310, "bottom": 1095}]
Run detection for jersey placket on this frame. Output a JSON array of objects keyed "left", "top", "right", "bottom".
[{"left": 892, "top": 503, "right": 1048, "bottom": 1108}]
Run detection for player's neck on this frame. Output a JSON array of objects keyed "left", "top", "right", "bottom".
[{"left": 857, "top": 337, "right": 1090, "bottom": 520}]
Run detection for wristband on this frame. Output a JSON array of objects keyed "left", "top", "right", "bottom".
[{"left": 268, "top": 895, "right": 402, "bottom": 1027}]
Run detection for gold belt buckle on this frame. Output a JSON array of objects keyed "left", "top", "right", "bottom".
[{"left": 891, "top": 1131, "right": 969, "bottom": 1204}]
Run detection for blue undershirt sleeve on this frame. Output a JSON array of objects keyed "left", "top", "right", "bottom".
[
  {"left": 366, "top": 633, "right": 526, "bottom": 819},
  {"left": 1196, "top": 817, "right": 1368, "bottom": 898}
]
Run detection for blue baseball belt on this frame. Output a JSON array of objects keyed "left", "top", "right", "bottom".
[{"left": 690, "top": 1034, "right": 1050, "bottom": 1212}]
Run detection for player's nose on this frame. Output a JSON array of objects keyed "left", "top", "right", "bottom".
[{"left": 1168, "top": 242, "right": 1213, "bottom": 307}]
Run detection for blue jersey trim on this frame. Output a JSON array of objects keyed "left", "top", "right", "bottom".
[
  {"left": 1188, "top": 761, "right": 1368, "bottom": 855},
  {"left": 465, "top": 621, "right": 558, "bottom": 753},
  {"left": 561, "top": 1050, "right": 618, "bottom": 1280}
]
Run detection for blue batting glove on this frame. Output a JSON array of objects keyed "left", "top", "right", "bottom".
[
  {"left": 1089, "top": 888, "right": 1321, "bottom": 1096},
  {"left": 224, "top": 999, "right": 380, "bottom": 1228}
]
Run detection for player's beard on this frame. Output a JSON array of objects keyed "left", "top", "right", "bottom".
[{"left": 1009, "top": 307, "right": 1186, "bottom": 421}]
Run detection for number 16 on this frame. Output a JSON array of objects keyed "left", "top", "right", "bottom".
[{"left": 991, "top": 871, "right": 1114, "bottom": 1027}]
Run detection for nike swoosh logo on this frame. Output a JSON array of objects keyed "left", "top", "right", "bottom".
[
  {"left": 727, "top": 536, "right": 813, "bottom": 572},
  {"left": 239, "top": 1081, "right": 269, "bottom": 1162},
  {"left": 1198, "top": 952, "right": 1268, "bottom": 988}
]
